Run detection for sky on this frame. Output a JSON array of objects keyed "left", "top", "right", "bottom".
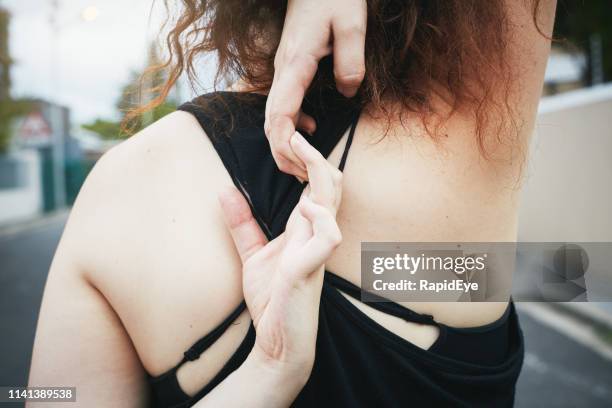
[
  {"left": 4, "top": 0, "right": 213, "bottom": 125},
  {"left": 3, "top": 1, "right": 587, "bottom": 127}
]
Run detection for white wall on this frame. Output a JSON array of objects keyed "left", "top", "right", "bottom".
[
  {"left": 518, "top": 84, "right": 612, "bottom": 241},
  {"left": 0, "top": 149, "right": 42, "bottom": 226}
]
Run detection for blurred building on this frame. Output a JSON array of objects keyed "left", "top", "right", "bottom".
[
  {"left": 543, "top": 47, "right": 587, "bottom": 95},
  {"left": 71, "top": 126, "right": 120, "bottom": 161},
  {"left": 0, "top": 98, "right": 73, "bottom": 225},
  {"left": 15, "top": 99, "right": 71, "bottom": 209},
  {"left": 0, "top": 6, "right": 94, "bottom": 226}
]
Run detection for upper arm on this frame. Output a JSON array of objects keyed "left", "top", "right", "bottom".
[
  {"left": 27, "top": 151, "right": 150, "bottom": 407},
  {"left": 28, "top": 110, "right": 249, "bottom": 405},
  {"left": 505, "top": 0, "right": 557, "bottom": 129}
]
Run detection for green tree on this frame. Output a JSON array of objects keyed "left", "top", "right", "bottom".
[
  {"left": 0, "top": 6, "right": 11, "bottom": 101},
  {"left": 554, "top": 1, "right": 612, "bottom": 84},
  {"left": 0, "top": 7, "right": 33, "bottom": 153},
  {"left": 81, "top": 118, "right": 121, "bottom": 140},
  {"left": 0, "top": 99, "right": 31, "bottom": 153},
  {"left": 0, "top": 6, "right": 13, "bottom": 153},
  {"left": 82, "top": 43, "right": 176, "bottom": 140}
]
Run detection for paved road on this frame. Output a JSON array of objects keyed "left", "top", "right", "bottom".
[
  {"left": 516, "top": 313, "right": 612, "bottom": 407},
  {"left": 1, "top": 216, "right": 611, "bottom": 407},
  {"left": 0, "top": 215, "right": 68, "bottom": 395}
]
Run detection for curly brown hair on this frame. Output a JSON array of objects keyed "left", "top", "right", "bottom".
[{"left": 132, "top": 0, "right": 546, "bottom": 157}]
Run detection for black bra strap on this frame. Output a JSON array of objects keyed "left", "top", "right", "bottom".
[
  {"left": 328, "top": 111, "right": 437, "bottom": 326},
  {"left": 147, "top": 300, "right": 248, "bottom": 386},
  {"left": 182, "top": 301, "right": 247, "bottom": 363},
  {"left": 324, "top": 272, "right": 436, "bottom": 326},
  {"left": 338, "top": 110, "right": 360, "bottom": 172}
]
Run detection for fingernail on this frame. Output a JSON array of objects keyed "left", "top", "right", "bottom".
[{"left": 337, "top": 85, "right": 357, "bottom": 98}]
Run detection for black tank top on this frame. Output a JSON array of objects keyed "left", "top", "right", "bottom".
[{"left": 146, "top": 90, "right": 524, "bottom": 408}]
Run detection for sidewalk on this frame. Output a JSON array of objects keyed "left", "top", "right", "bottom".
[
  {"left": 0, "top": 209, "right": 70, "bottom": 241},
  {"left": 550, "top": 302, "right": 612, "bottom": 332},
  {"left": 518, "top": 302, "right": 612, "bottom": 362}
]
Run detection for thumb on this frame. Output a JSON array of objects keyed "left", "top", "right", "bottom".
[{"left": 218, "top": 185, "right": 268, "bottom": 264}]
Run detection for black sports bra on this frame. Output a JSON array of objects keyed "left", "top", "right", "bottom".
[{"left": 146, "top": 90, "right": 524, "bottom": 408}]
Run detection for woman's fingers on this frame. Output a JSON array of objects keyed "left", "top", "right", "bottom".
[
  {"left": 331, "top": 3, "right": 367, "bottom": 97},
  {"left": 265, "top": 53, "right": 319, "bottom": 178},
  {"left": 268, "top": 110, "right": 315, "bottom": 183},
  {"left": 271, "top": 149, "right": 308, "bottom": 181},
  {"left": 290, "top": 132, "right": 341, "bottom": 211},
  {"left": 218, "top": 185, "right": 268, "bottom": 264},
  {"left": 296, "top": 195, "right": 343, "bottom": 275},
  {"left": 265, "top": 0, "right": 367, "bottom": 178},
  {"left": 296, "top": 111, "right": 317, "bottom": 135}
]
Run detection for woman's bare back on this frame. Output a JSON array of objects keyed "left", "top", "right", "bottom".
[
  {"left": 27, "top": 2, "right": 556, "bottom": 404},
  {"left": 35, "top": 104, "right": 520, "bottom": 398}
]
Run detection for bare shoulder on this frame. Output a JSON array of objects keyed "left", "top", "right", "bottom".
[
  {"left": 65, "top": 110, "right": 233, "bottom": 279},
  {"left": 61, "top": 110, "right": 250, "bottom": 377}
]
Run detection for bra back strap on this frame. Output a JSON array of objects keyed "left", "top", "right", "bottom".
[
  {"left": 182, "top": 300, "right": 248, "bottom": 363},
  {"left": 338, "top": 110, "right": 360, "bottom": 172},
  {"left": 324, "top": 273, "right": 436, "bottom": 326}
]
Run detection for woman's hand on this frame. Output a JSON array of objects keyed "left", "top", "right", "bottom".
[
  {"left": 200, "top": 132, "right": 342, "bottom": 407},
  {"left": 218, "top": 132, "right": 343, "bottom": 380},
  {"left": 265, "top": 0, "right": 367, "bottom": 180}
]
